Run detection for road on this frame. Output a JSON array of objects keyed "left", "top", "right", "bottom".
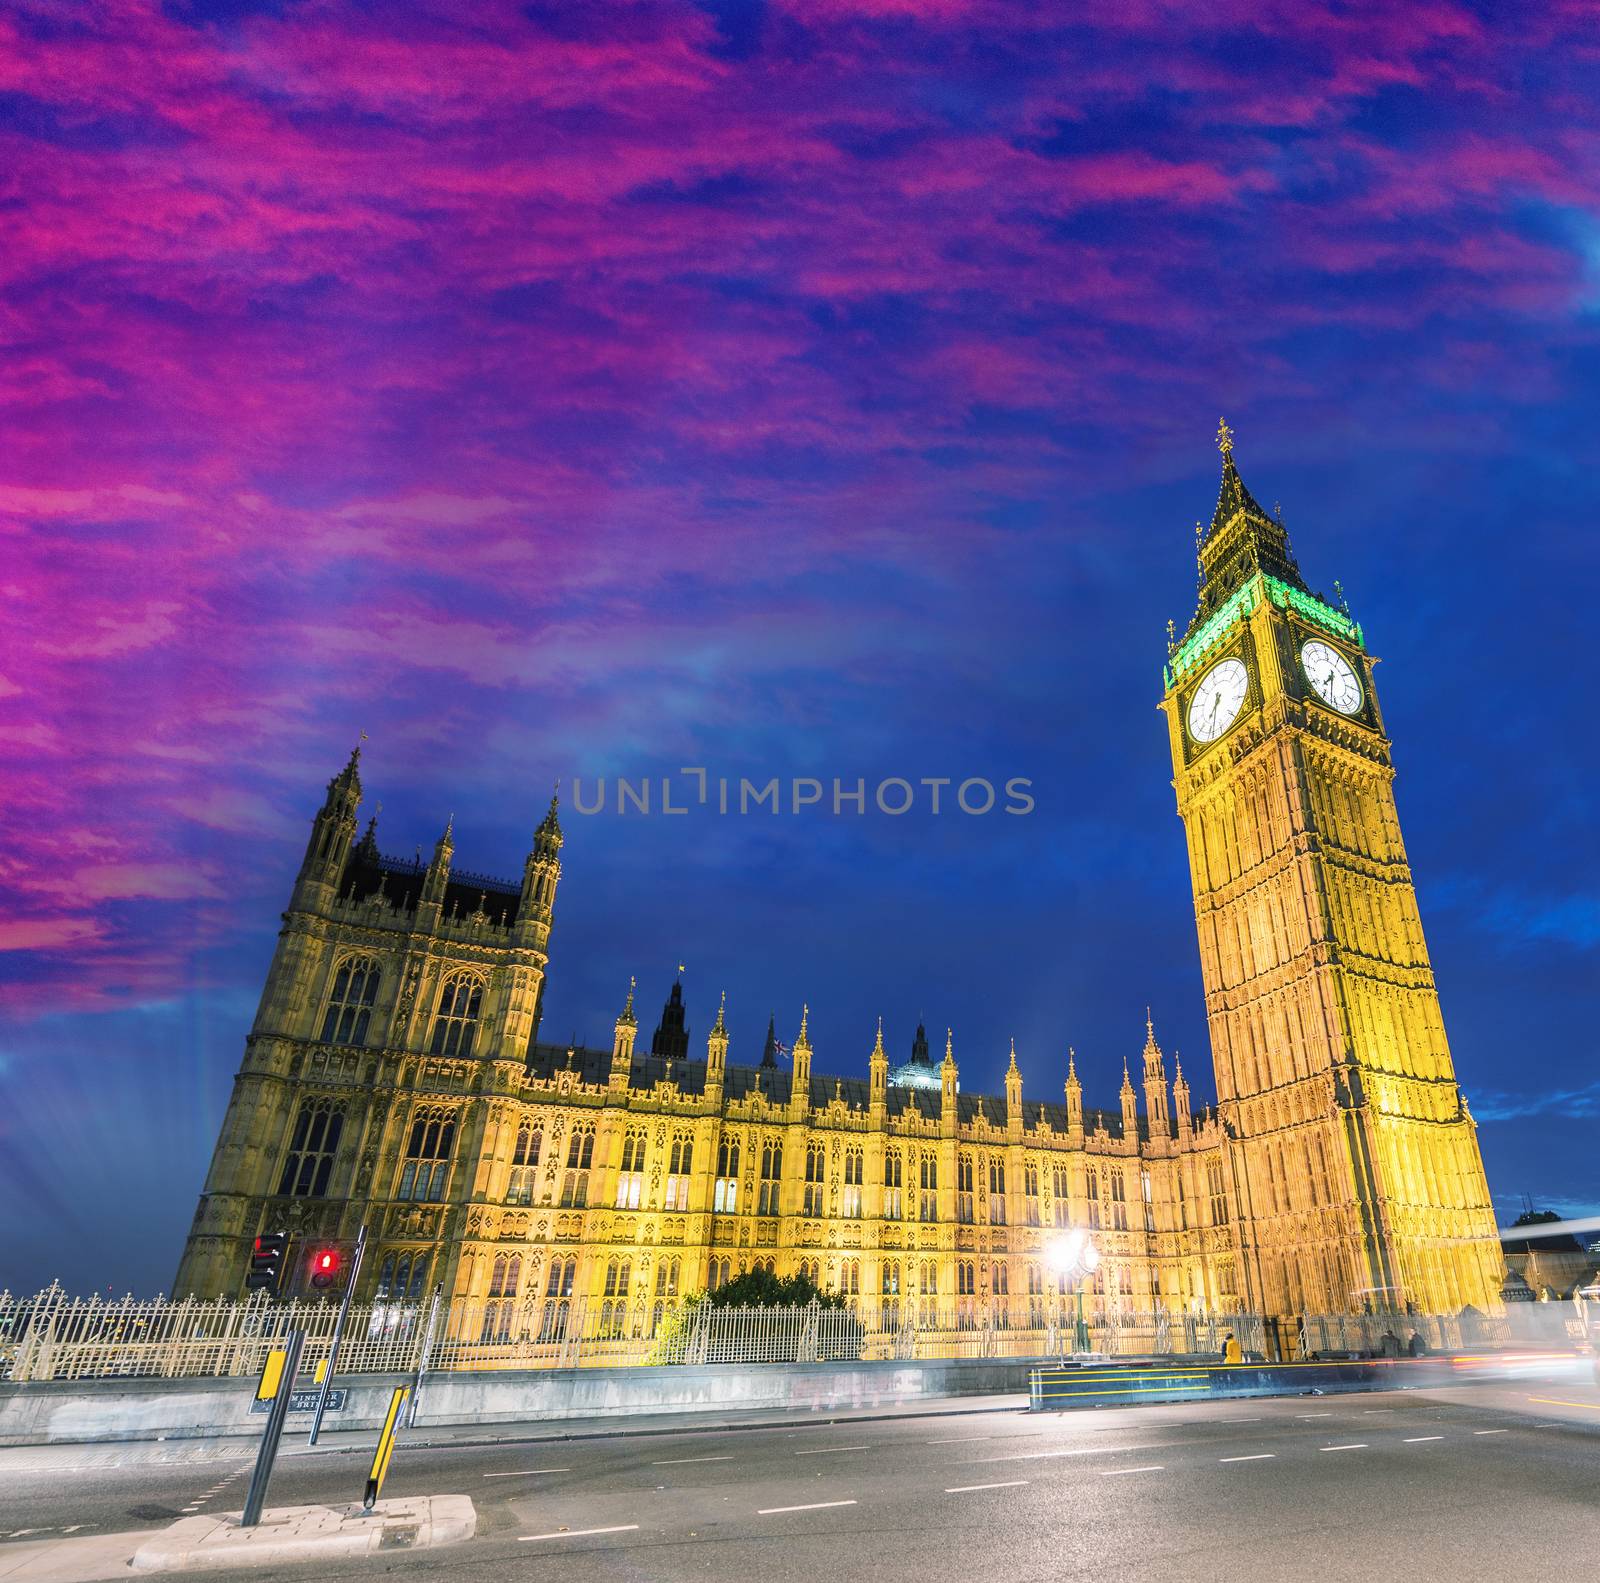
[{"left": 3, "top": 1375, "right": 1598, "bottom": 1581}]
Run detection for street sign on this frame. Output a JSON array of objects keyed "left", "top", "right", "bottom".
[{"left": 250, "top": 1388, "right": 346, "bottom": 1415}]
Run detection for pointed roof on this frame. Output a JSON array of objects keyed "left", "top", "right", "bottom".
[
  {"left": 1209, "top": 445, "right": 1274, "bottom": 540},
  {"left": 618, "top": 975, "right": 637, "bottom": 1029},
  {"left": 1186, "top": 419, "right": 1308, "bottom": 636},
  {"left": 761, "top": 1013, "right": 779, "bottom": 1069},
  {"left": 650, "top": 974, "right": 689, "bottom": 1061},
  {"left": 1007, "top": 1037, "right": 1020, "bottom": 1077},
  {"left": 535, "top": 791, "right": 561, "bottom": 842},
  {"left": 711, "top": 990, "right": 727, "bottom": 1037}
]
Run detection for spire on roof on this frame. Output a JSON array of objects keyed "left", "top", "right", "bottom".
[
  {"left": 761, "top": 1012, "right": 779, "bottom": 1069},
  {"left": 872, "top": 1016, "right": 885, "bottom": 1060},
  {"left": 712, "top": 989, "right": 727, "bottom": 1037},
  {"left": 1007, "top": 1037, "right": 1019, "bottom": 1075},
  {"left": 1067, "top": 1046, "right": 1078, "bottom": 1083},
  {"left": 618, "top": 975, "right": 637, "bottom": 1028},
  {"left": 1188, "top": 420, "right": 1307, "bottom": 628},
  {"left": 650, "top": 974, "right": 689, "bottom": 1061}
]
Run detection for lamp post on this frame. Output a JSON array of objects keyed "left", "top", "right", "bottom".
[{"left": 1046, "top": 1230, "right": 1099, "bottom": 1356}]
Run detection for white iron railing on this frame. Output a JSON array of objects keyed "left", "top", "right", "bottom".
[{"left": 12, "top": 1283, "right": 1520, "bottom": 1384}]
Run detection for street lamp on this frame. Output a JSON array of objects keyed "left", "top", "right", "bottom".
[{"left": 1046, "top": 1231, "right": 1099, "bottom": 1354}]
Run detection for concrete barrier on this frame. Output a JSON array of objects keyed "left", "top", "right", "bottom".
[
  {"left": 0, "top": 1355, "right": 1039, "bottom": 1447},
  {"left": 1027, "top": 1356, "right": 1454, "bottom": 1410}
]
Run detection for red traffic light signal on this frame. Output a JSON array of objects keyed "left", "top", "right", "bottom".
[{"left": 309, "top": 1248, "right": 342, "bottom": 1290}]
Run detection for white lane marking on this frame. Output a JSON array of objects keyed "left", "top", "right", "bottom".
[
  {"left": 1219, "top": 1453, "right": 1275, "bottom": 1463},
  {"left": 794, "top": 1445, "right": 870, "bottom": 1455},
  {"left": 929, "top": 1435, "right": 993, "bottom": 1444},
  {"left": 1473, "top": 1429, "right": 1509, "bottom": 1436},
  {"left": 1100, "top": 1465, "right": 1164, "bottom": 1476},
  {"left": 1219, "top": 1417, "right": 1261, "bottom": 1423},
  {"left": 483, "top": 1468, "right": 570, "bottom": 1477},
  {"left": 757, "top": 1500, "right": 858, "bottom": 1515},
  {"left": 977, "top": 1443, "right": 1161, "bottom": 1464},
  {"left": 1404, "top": 1436, "right": 1443, "bottom": 1444},
  {"left": 1362, "top": 1408, "right": 1396, "bottom": 1414},
  {"left": 519, "top": 1524, "right": 639, "bottom": 1542},
  {"left": 1296, "top": 1413, "right": 1333, "bottom": 1419},
  {"left": 654, "top": 1455, "right": 737, "bottom": 1465},
  {"left": 946, "top": 1480, "right": 1029, "bottom": 1493},
  {"left": 1320, "top": 1444, "right": 1368, "bottom": 1452}
]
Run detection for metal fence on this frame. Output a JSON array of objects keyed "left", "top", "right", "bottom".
[
  {"left": 16, "top": 1288, "right": 1567, "bottom": 1383},
  {"left": 0, "top": 1285, "right": 1280, "bottom": 1383}
]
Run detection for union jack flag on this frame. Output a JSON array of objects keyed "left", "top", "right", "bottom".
[{"left": 772, "top": 1039, "right": 790, "bottom": 1059}]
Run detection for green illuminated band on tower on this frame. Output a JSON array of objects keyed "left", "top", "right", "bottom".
[{"left": 1165, "top": 573, "right": 1363, "bottom": 688}]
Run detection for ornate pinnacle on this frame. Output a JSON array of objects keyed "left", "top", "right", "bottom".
[
  {"left": 872, "top": 1016, "right": 885, "bottom": 1059},
  {"left": 1216, "top": 416, "right": 1234, "bottom": 458},
  {"left": 1007, "top": 1037, "right": 1019, "bottom": 1075},
  {"left": 1067, "top": 1046, "right": 1078, "bottom": 1082},
  {"left": 712, "top": 989, "right": 727, "bottom": 1036}
]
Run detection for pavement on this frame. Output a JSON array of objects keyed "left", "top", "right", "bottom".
[{"left": 2, "top": 1368, "right": 1598, "bottom": 1581}]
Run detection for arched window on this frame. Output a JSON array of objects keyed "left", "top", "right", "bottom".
[
  {"left": 956, "top": 1153, "right": 975, "bottom": 1223},
  {"left": 665, "top": 1134, "right": 693, "bottom": 1210},
  {"left": 430, "top": 975, "right": 483, "bottom": 1057},
  {"left": 482, "top": 1254, "right": 522, "bottom": 1342},
  {"left": 397, "top": 1111, "right": 456, "bottom": 1201},
  {"left": 803, "top": 1144, "right": 826, "bottom": 1216},
  {"left": 840, "top": 1258, "right": 860, "bottom": 1296},
  {"left": 376, "top": 1251, "right": 428, "bottom": 1302},
  {"left": 277, "top": 1103, "right": 344, "bottom": 1197},
  {"left": 540, "top": 1256, "right": 576, "bottom": 1340},
  {"left": 758, "top": 1141, "right": 782, "bottom": 1215},
  {"left": 841, "top": 1149, "right": 863, "bottom": 1218},
  {"left": 506, "top": 1125, "right": 541, "bottom": 1205},
  {"left": 320, "top": 958, "right": 380, "bottom": 1046},
  {"left": 919, "top": 1155, "right": 938, "bottom": 1222},
  {"left": 1051, "top": 1163, "right": 1071, "bottom": 1226},
  {"left": 714, "top": 1137, "right": 739, "bottom": 1213},
  {"left": 883, "top": 1150, "right": 903, "bottom": 1219},
  {"left": 987, "top": 1159, "right": 1006, "bottom": 1225},
  {"left": 615, "top": 1132, "right": 646, "bottom": 1209},
  {"left": 561, "top": 1128, "right": 594, "bottom": 1206}
]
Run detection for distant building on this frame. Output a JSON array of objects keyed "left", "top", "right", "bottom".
[{"left": 1502, "top": 1215, "right": 1599, "bottom": 1300}]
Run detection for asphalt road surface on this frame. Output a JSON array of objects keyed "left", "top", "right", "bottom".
[{"left": 3, "top": 1377, "right": 1598, "bottom": 1581}]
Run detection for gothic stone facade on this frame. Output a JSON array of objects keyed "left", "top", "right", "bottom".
[{"left": 175, "top": 435, "right": 1503, "bottom": 1321}]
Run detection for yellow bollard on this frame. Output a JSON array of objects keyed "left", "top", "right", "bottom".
[{"left": 363, "top": 1386, "right": 410, "bottom": 1511}]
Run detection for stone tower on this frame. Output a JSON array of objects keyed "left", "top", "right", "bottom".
[
  {"left": 171, "top": 755, "right": 561, "bottom": 1299},
  {"left": 1157, "top": 422, "right": 1502, "bottom": 1318}
]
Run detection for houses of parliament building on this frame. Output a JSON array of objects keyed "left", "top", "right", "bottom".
[{"left": 174, "top": 428, "right": 1506, "bottom": 1326}]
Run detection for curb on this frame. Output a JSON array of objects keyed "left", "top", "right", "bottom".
[{"left": 127, "top": 1496, "right": 475, "bottom": 1572}]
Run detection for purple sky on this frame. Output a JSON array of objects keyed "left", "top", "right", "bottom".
[{"left": 2, "top": 0, "right": 1598, "bottom": 1294}]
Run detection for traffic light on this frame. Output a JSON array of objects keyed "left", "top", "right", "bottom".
[
  {"left": 309, "top": 1248, "right": 342, "bottom": 1290},
  {"left": 247, "top": 1231, "right": 290, "bottom": 1293}
]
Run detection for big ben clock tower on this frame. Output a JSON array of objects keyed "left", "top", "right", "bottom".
[{"left": 1158, "top": 422, "right": 1503, "bottom": 1319}]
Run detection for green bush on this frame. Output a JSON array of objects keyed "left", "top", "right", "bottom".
[{"left": 703, "top": 1268, "right": 846, "bottom": 1310}]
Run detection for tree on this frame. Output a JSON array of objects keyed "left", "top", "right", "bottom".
[
  {"left": 1511, "top": 1209, "right": 1561, "bottom": 1227},
  {"left": 704, "top": 1268, "right": 845, "bottom": 1309}
]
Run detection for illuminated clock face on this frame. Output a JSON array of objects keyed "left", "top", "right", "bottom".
[
  {"left": 1301, "top": 639, "right": 1363, "bottom": 715},
  {"left": 1187, "top": 658, "right": 1249, "bottom": 744}
]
